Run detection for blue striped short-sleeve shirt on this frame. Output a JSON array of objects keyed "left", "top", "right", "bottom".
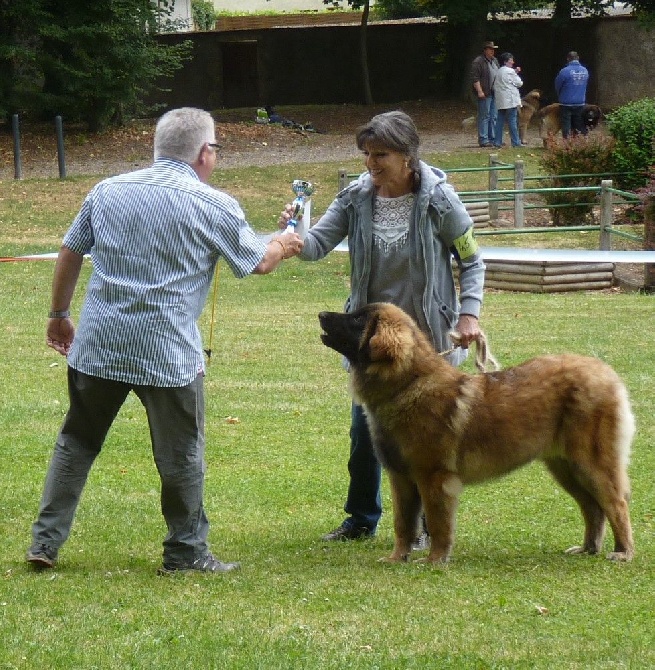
[{"left": 64, "top": 159, "right": 266, "bottom": 387}]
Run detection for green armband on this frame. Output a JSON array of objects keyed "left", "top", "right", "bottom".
[{"left": 453, "top": 228, "right": 478, "bottom": 260}]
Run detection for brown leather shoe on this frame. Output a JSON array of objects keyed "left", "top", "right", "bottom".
[{"left": 26, "top": 543, "right": 58, "bottom": 569}]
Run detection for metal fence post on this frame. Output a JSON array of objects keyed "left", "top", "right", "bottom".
[
  {"left": 12, "top": 114, "right": 22, "bottom": 180},
  {"left": 599, "top": 179, "right": 613, "bottom": 251},
  {"left": 488, "top": 154, "right": 498, "bottom": 221},
  {"left": 55, "top": 115, "right": 67, "bottom": 178},
  {"left": 514, "top": 160, "right": 524, "bottom": 228},
  {"left": 644, "top": 193, "right": 655, "bottom": 292}
]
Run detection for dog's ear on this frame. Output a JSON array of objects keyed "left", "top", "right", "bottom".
[{"left": 366, "top": 315, "right": 414, "bottom": 367}]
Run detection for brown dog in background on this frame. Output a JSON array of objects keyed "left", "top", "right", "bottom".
[
  {"left": 319, "top": 302, "right": 635, "bottom": 565},
  {"left": 518, "top": 89, "right": 542, "bottom": 144},
  {"left": 538, "top": 103, "right": 602, "bottom": 145}
]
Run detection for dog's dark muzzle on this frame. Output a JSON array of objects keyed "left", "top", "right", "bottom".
[{"left": 318, "top": 310, "right": 362, "bottom": 363}]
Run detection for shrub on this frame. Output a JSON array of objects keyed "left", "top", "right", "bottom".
[
  {"left": 539, "top": 133, "right": 616, "bottom": 226},
  {"left": 192, "top": 0, "right": 217, "bottom": 31},
  {"left": 624, "top": 168, "right": 655, "bottom": 222},
  {"left": 606, "top": 97, "right": 655, "bottom": 189}
]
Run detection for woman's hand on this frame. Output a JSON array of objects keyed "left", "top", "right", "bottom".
[{"left": 453, "top": 314, "right": 481, "bottom": 349}]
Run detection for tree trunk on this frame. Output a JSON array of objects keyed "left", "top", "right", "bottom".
[
  {"left": 359, "top": 0, "right": 373, "bottom": 105},
  {"left": 553, "top": 0, "right": 573, "bottom": 27},
  {"left": 440, "top": 8, "right": 490, "bottom": 102}
]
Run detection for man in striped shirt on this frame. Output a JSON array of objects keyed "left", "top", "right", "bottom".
[{"left": 26, "top": 107, "right": 303, "bottom": 575}]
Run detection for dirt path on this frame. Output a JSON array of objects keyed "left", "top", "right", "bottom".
[{"left": 1, "top": 100, "right": 544, "bottom": 179}]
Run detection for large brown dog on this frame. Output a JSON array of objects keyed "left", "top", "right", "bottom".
[
  {"left": 538, "top": 103, "right": 602, "bottom": 145},
  {"left": 518, "top": 89, "right": 542, "bottom": 144},
  {"left": 319, "top": 303, "right": 635, "bottom": 564},
  {"left": 462, "top": 89, "right": 542, "bottom": 142}
]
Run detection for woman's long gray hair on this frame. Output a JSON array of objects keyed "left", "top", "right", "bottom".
[{"left": 355, "top": 111, "right": 421, "bottom": 174}]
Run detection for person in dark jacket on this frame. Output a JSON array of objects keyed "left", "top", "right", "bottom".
[
  {"left": 555, "top": 51, "right": 590, "bottom": 139},
  {"left": 471, "top": 41, "right": 500, "bottom": 147}
]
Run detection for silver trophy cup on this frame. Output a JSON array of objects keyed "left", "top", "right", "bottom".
[{"left": 286, "top": 179, "right": 314, "bottom": 235}]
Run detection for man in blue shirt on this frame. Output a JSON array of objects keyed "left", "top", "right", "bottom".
[
  {"left": 555, "top": 51, "right": 590, "bottom": 139},
  {"left": 26, "top": 107, "right": 304, "bottom": 575}
]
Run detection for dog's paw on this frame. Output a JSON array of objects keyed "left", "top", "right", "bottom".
[
  {"left": 378, "top": 553, "right": 410, "bottom": 563},
  {"left": 606, "top": 550, "right": 634, "bottom": 562},
  {"left": 565, "top": 544, "right": 601, "bottom": 556},
  {"left": 564, "top": 545, "right": 586, "bottom": 555},
  {"left": 415, "top": 551, "right": 450, "bottom": 565},
  {"left": 414, "top": 557, "right": 449, "bottom": 567}
]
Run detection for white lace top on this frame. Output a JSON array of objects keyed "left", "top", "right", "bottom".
[{"left": 368, "top": 192, "right": 416, "bottom": 320}]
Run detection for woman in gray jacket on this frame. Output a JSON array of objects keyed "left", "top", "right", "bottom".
[{"left": 282, "top": 111, "right": 485, "bottom": 545}]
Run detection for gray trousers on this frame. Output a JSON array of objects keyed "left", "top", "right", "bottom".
[{"left": 31, "top": 367, "right": 209, "bottom": 564}]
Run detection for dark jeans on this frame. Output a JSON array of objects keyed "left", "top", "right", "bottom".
[
  {"left": 559, "top": 104, "right": 588, "bottom": 139},
  {"left": 30, "top": 368, "right": 209, "bottom": 565},
  {"left": 341, "top": 403, "right": 382, "bottom": 531}
]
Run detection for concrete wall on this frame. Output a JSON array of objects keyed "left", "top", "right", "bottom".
[
  {"left": 152, "top": 16, "right": 653, "bottom": 112},
  {"left": 595, "top": 17, "right": 655, "bottom": 108}
]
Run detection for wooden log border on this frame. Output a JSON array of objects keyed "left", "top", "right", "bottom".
[{"left": 482, "top": 260, "right": 615, "bottom": 292}]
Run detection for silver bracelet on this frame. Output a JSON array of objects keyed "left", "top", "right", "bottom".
[{"left": 48, "top": 310, "right": 70, "bottom": 319}]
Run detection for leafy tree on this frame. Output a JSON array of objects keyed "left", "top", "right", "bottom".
[
  {"left": 191, "top": 0, "right": 217, "bottom": 31},
  {"left": 271, "top": 0, "right": 655, "bottom": 105},
  {"left": 626, "top": 0, "right": 655, "bottom": 24},
  {"left": 385, "top": 0, "right": 621, "bottom": 96},
  {"left": 374, "top": 0, "right": 430, "bottom": 18},
  {"left": 0, "top": 0, "right": 45, "bottom": 122},
  {"left": 0, "top": 0, "right": 192, "bottom": 131}
]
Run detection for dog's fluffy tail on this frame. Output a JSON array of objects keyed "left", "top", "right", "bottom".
[{"left": 615, "top": 383, "right": 635, "bottom": 472}]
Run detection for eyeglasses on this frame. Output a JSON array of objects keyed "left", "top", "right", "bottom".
[{"left": 207, "top": 142, "right": 221, "bottom": 150}]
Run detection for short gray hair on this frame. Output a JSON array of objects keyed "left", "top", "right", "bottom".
[
  {"left": 355, "top": 111, "right": 421, "bottom": 172},
  {"left": 154, "top": 107, "right": 216, "bottom": 164}
]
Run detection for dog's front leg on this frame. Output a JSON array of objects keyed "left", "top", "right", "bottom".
[
  {"left": 418, "top": 471, "right": 463, "bottom": 563},
  {"left": 382, "top": 471, "right": 421, "bottom": 563}
]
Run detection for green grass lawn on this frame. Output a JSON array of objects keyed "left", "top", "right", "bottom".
[{"left": 0, "top": 156, "right": 653, "bottom": 669}]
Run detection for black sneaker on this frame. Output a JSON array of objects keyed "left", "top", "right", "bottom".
[
  {"left": 26, "top": 543, "right": 58, "bottom": 569},
  {"left": 321, "top": 523, "right": 373, "bottom": 541},
  {"left": 157, "top": 552, "right": 240, "bottom": 576}
]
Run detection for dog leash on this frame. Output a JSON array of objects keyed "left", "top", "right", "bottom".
[
  {"left": 203, "top": 264, "right": 220, "bottom": 364},
  {"left": 442, "top": 331, "right": 500, "bottom": 373}
]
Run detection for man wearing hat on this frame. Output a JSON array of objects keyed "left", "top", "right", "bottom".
[{"left": 471, "top": 41, "right": 500, "bottom": 148}]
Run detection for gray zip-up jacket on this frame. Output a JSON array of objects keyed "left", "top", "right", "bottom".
[{"left": 299, "top": 161, "right": 485, "bottom": 365}]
